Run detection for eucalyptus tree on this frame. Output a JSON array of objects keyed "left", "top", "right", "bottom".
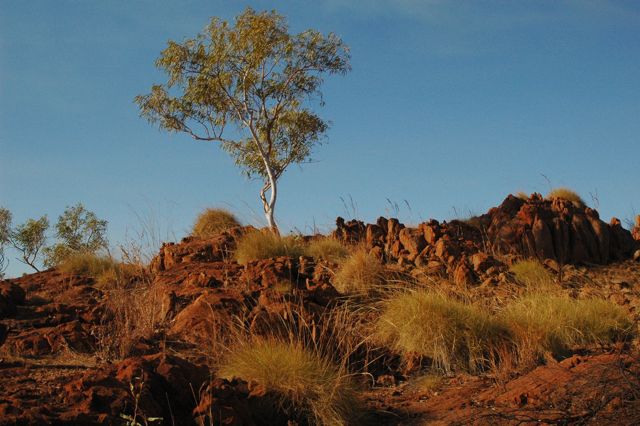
[
  {"left": 43, "top": 203, "right": 108, "bottom": 267},
  {"left": 135, "top": 8, "right": 350, "bottom": 232}
]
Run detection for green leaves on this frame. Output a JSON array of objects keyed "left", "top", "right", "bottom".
[
  {"left": 135, "top": 7, "right": 350, "bottom": 230},
  {"left": 11, "top": 215, "right": 49, "bottom": 272},
  {"left": 135, "top": 7, "right": 350, "bottom": 175},
  {"left": 43, "top": 203, "right": 108, "bottom": 268}
]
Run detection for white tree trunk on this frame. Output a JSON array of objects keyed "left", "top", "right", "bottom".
[{"left": 262, "top": 162, "right": 279, "bottom": 234}]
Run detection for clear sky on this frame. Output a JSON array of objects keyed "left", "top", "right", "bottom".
[{"left": 1, "top": 1, "right": 639, "bottom": 277}]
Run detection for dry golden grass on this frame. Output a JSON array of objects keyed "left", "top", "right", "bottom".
[
  {"left": 235, "top": 230, "right": 304, "bottom": 265},
  {"left": 96, "top": 281, "right": 163, "bottom": 361},
  {"left": 515, "top": 191, "right": 529, "bottom": 200},
  {"left": 546, "top": 187, "right": 586, "bottom": 207},
  {"left": 376, "top": 290, "right": 511, "bottom": 373},
  {"left": 58, "top": 252, "right": 116, "bottom": 277},
  {"left": 510, "top": 259, "right": 556, "bottom": 292},
  {"left": 305, "top": 238, "right": 349, "bottom": 263},
  {"left": 502, "top": 294, "right": 633, "bottom": 362},
  {"left": 333, "top": 248, "right": 386, "bottom": 295},
  {"left": 219, "top": 338, "right": 364, "bottom": 425},
  {"left": 192, "top": 208, "right": 240, "bottom": 238}
]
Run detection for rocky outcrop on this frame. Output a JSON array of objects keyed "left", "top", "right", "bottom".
[
  {"left": 487, "top": 194, "right": 637, "bottom": 264},
  {"left": 333, "top": 195, "right": 638, "bottom": 283},
  {"left": 334, "top": 216, "right": 505, "bottom": 285},
  {"left": 61, "top": 353, "right": 209, "bottom": 424},
  {"left": 151, "top": 226, "right": 253, "bottom": 272}
]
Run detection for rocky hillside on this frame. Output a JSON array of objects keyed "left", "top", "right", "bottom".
[{"left": 0, "top": 194, "right": 639, "bottom": 425}]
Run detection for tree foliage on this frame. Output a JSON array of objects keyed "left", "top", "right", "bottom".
[
  {"left": 0, "top": 207, "right": 12, "bottom": 277},
  {"left": 44, "top": 203, "right": 108, "bottom": 267},
  {"left": 11, "top": 216, "right": 49, "bottom": 272},
  {"left": 135, "top": 8, "right": 350, "bottom": 231}
]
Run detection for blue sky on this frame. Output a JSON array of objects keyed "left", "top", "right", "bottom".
[{"left": 1, "top": 1, "right": 639, "bottom": 277}]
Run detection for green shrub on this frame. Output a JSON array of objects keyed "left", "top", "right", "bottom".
[
  {"left": 333, "top": 249, "right": 385, "bottom": 295},
  {"left": 219, "top": 338, "right": 363, "bottom": 425},
  {"left": 510, "top": 259, "right": 555, "bottom": 291},
  {"left": 305, "top": 238, "right": 349, "bottom": 263},
  {"left": 546, "top": 187, "right": 586, "bottom": 207},
  {"left": 192, "top": 208, "right": 241, "bottom": 238},
  {"left": 235, "top": 231, "right": 304, "bottom": 265},
  {"left": 502, "top": 295, "right": 633, "bottom": 361},
  {"left": 376, "top": 290, "right": 511, "bottom": 373}
]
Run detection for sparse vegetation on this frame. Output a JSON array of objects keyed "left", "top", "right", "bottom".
[
  {"left": 219, "top": 338, "right": 363, "bottom": 425},
  {"left": 305, "top": 238, "right": 349, "bottom": 263},
  {"left": 333, "top": 248, "right": 386, "bottom": 295},
  {"left": 235, "top": 231, "right": 304, "bottom": 265},
  {"left": 192, "top": 208, "right": 241, "bottom": 238},
  {"left": 546, "top": 187, "right": 586, "bottom": 207},
  {"left": 96, "top": 282, "right": 163, "bottom": 361},
  {"left": 502, "top": 294, "right": 633, "bottom": 361},
  {"left": 376, "top": 290, "right": 511, "bottom": 373}
]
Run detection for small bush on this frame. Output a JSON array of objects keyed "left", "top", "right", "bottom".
[
  {"left": 510, "top": 259, "right": 555, "bottom": 291},
  {"left": 333, "top": 249, "right": 386, "bottom": 295},
  {"left": 219, "top": 338, "right": 363, "bottom": 425},
  {"left": 502, "top": 295, "right": 633, "bottom": 361},
  {"left": 305, "top": 238, "right": 349, "bottom": 263},
  {"left": 58, "top": 252, "right": 116, "bottom": 277},
  {"left": 376, "top": 290, "right": 511, "bottom": 373},
  {"left": 546, "top": 187, "right": 586, "bottom": 207},
  {"left": 235, "top": 231, "right": 304, "bottom": 265},
  {"left": 192, "top": 208, "right": 241, "bottom": 238}
]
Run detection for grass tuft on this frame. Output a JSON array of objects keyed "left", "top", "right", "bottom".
[
  {"left": 333, "top": 248, "right": 386, "bottom": 295},
  {"left": 376, "top": 290, "right": 511, "bottom": 373},
  {"left": 546, "top": 187, "right": 586, "bottom": 207},
  {"left": 235, "top": 231, "right": 304, "bottom": 265},
  {"left": 219, "top": 338, "right": 363, "bottom": 425},
  {"left": 502, "top": 294, "right": 633, "bottom": 361},
  {"left": 192, "top": 208, "right": 241, "bottom": 238},
  {"left": 305, "top": 238, "right": 349, "bottom": 263},
  {"left": 58, "top": 252, "right": 116, "bottom": 277},
  {"left": 510, "top": 259, "right": 555, "bottom": 292}
]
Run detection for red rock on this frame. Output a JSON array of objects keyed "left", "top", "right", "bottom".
[{"left": 398, "top": 228, "right": 426, "bottom": 258}]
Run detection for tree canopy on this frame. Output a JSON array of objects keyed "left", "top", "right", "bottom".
[
  {"left": 44, "top": 203, "right": 108, "bottom": 267},
  {"left": 135, "top": 8, "right": 350, "bottom": 231}
]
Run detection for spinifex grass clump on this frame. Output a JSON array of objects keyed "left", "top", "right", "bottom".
[
  {"left": 58, "top": 252, "right": 144, "bottom": 288},
  {"left": 510, "top": 259, "right": 556, "bottom": 292},
  {"left": 192, "top": 208, "right": 241, "bottom": 238},
  {"left": 219, "top": 338, "right": 363, "bottom": 425},
  {"left": 546, "top": 187, "right": 586, "bottom": 207},
  {"left": 305, "top": 238, "right": 349, "bottom": 263},
  {"left": 502, "top": 294, "right": 633, "bottom": 361},
  {"left": 376, "top": 290, "right": 511, "bottom": 373},
  {"left": 235, "top": 231, "right": 304, "bottom": 265},
  {"left": 333, "top": 248, "right": 386, "bottom": 295},
  {"left": 59, "top": 252, "right": 116, "bottom": 278}
]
